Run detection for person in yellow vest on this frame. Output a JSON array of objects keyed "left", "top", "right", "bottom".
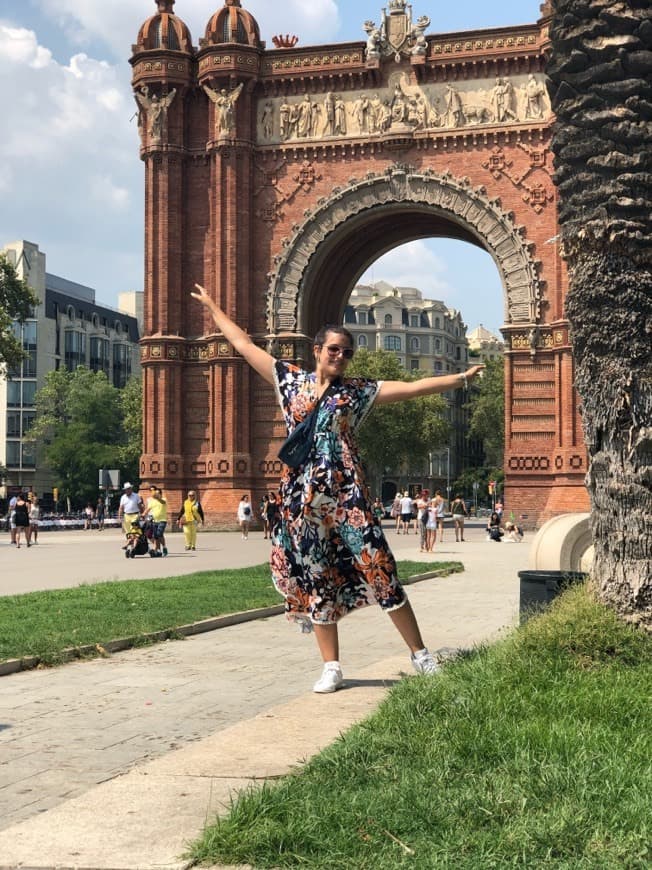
[
  {"left": 146, "top": 486, "right": 168, "bottom": 556},
  {"left": 176, "top": 490, "right": 204, "bottom": 551}
]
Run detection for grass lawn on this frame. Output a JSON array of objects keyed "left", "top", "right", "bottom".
[
  {"left": 188, "top": 583, "right": 652, "bottom": 869},
  {"left": 0, "top": 560, "right": 461, "bottom": 666}
]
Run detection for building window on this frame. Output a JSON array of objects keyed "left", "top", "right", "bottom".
[
  {"left": 410, "top": 337, "right": 420, "bottom": 352},
  {"left": 7, "top": 381, "right": 21, "bottom": 407},
  {"left": 113, "top": 344, "right": 131, "bottom": 388},
  {"left": 435, "top": 338, "right": 441, "bottom": 351},
  {"left": 384, "top": 314, "right": 393, "bottom": 327},
  {"left": 6, "top": 441, "right": 20, "bottom": 467},
  {"left": 434, "top": 361, "right": 442, "bottom": 372},
  {"left": 384, "top": 335, "right": 401, "bottom": 351},
  {"left": 22, "top": 441, "right": 36, "bottom": 468},
  {"left": 67, "top": 305, "right": 75, "bottom": 321},
  {"left": 410, "top": 315, "right": 419, "bottom": 328},
  {"left": 6, "top": 412, "right": 21, "bottom": 437},
  {"left": 22, "top": 382, "right": 36, "bottom": 405},
  {"left": 410, "top": 359, "right": 420, "bottom": 371},
  {"left": 358, "top": 311, "right": 367, "bottom": 325},
  {"left": 435, "top": 317, "right": 440, "bottom": 329},
  {"left": 64, "top": 330, "right": 86, "bottom": 371},
  {"left": 456, "top": 346, "right": 461, "bottom": 360},
  {"left": 90, "top": 337, "right": 110, "bottom": 375},
  {"left": 358, "top": 334, "right": 368, "bottom": 347}
]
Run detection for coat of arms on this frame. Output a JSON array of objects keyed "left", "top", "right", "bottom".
[{"left": 364, "top": 1, "right": 431, "bottom": 63}]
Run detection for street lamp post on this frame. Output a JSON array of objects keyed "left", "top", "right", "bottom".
[{"left": 445, "top": 446, "right": 451, "bottom": 507}]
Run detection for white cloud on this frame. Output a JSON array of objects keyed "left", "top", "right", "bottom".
[
  {"left": 0, "top": 21, "right": 141, "bottom": 299},
  {"left": 34, "top": 0, "right": 340, "bottom": 58},
  {"left": 0, "top": 24, "right": 51, "bottom": 67},
  {"left": 360, "top": 241, "right": 452, "bottom": 299}
]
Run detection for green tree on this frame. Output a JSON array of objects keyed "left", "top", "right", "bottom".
[
  {"left": 466, "top": 357, "right": 504, "bottom": 468},
  {"left": 347, "top": 348, "right": 449, "bottom": 491},
  {"left": 0, "top": 253, "right": 39, "bottom": 376},
  {"left": 29, "top": 367, "right": 127, "bottom": 506},
  {"left": 116, "top": 375, "right": 143, "bottom": 484}
]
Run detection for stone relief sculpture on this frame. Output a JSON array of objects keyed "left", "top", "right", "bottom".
[
  {"left": 410, "top": 15, "right": 430, "bottom": 56},
  {"left": 203, "top": 82, "right": 244, "bottom": 137},
  {"left": 261, "top": 100, "right": 274, "bottom": 139},
  {"left": 524, "top": 74, "right": 546, "bottom": 119},
  {"left": 256, "top": 74, "right": 550, "bottom": 145},
  {"left": 363, "top": 21, "right": 383, "bottom": 60},
  {"left": 323, "top": 92, "right": 336, "bottom": 136},
  {"left": 363, "top": 2, "right": 430, "bottom": 62},
  {"left": 135, "top": 85, "right": 176, "bottom": 143}
]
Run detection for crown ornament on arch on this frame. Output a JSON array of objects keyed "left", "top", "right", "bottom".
[{"left": 388, "top": 0, "right": 408, "bottom": 11}]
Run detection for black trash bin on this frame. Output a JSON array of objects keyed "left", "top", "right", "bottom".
[{"left": 518, "top": 570, "right": 588, "bottom": 623}]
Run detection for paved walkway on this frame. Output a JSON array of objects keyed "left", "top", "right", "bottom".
[{"left": 0, "top": 523, "right": 529, "bottom": 870}]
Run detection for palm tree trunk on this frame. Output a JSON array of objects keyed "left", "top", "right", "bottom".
[{"left": 547, "top": 0, "right": 652, "bottom": 627}]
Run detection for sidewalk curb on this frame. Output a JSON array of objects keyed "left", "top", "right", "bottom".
[{"left": 0, "top": 567, "right": 462, "bottom": 678}]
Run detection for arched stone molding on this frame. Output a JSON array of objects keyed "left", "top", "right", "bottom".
[{"left": 266, "top": 165, "right": 544, "bottom": 337}]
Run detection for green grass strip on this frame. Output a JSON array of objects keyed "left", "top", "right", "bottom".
[
  {"left": 0, "top": 560, "right": 461, "bottom": 666},
  {"left": 188, "top": 583, "right": 652, "bottom": 869}
]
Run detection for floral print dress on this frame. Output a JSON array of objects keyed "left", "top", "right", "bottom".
[{"left": 271, "top": 360, "right": 407, "bottom": 626}]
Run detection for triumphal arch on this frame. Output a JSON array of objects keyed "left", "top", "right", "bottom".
[{"left": 130, "top": 0, "right": 589, "bottom": 525}]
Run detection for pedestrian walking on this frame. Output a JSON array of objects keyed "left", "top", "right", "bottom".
[
  {"left": 118, "top": 483, "right": 144, "bottom": 546},
  {"left": 237, "top": 494, "right": 252, "bottom": 540},
  {"left": 29, "top": 496, "right": 40, "bottom": 544},
  {"left": 450, "top": 494, "right": 468, "bottom": 542},
  {"left": 95, "top": 496, "right": 105, "bottom": 531},
  {"left": 433, "top": 490, "right": 446, "bottom": 543},
  {"left": 146, "top": 486, "right": 168, "bottom": 556},
  {"left": 191, "top": 283, "right": 484, "bottom": 693},
  {"left": 176, "top": 490, "right": 204, "bottom": 550},
  {"left": 13, "top": 493, "right": 31, "bottom": 548}
]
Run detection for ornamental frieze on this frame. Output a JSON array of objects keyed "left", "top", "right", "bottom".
[{"left": 255, "top": 72, "right": 551, "bottom": 146}]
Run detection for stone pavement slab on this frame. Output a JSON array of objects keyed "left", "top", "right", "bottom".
[{"left": 0, "top": 524, "right": 528, "bottom": 869}]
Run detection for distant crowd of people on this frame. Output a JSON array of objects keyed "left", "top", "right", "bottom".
[{"left": 386, "top": 490, "right": 523, "bottom": 549}]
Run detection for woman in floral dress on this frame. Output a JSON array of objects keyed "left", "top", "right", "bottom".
[{"left": 191, "top": 284, "right": 484, "bottom": 693}]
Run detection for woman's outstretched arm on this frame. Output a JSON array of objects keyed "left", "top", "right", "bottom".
[
  {"left": 190, "top": 284, "right": 275, "bottom": 385},
  {"left": 376, "top": 365, "right": 485, "bottom": 404}
]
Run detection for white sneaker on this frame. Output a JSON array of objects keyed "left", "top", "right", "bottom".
[
  {"left": 411, "top": 649, "right": 440, "bottom": 676},
  {"left": 313, "top": 662, "right": 344, "bottom": 694}
]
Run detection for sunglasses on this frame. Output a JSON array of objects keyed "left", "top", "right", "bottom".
[{"left": 323, "top": 344, "right": 354, "bottom": 359}]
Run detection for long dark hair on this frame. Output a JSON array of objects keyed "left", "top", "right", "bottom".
[{"left": 313, "top": 324, "right": 354, "bottom": 347}]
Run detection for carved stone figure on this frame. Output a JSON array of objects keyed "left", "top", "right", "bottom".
[
  {"left": 524, "top": 74, "right": 545, "bottom": 119},
  {"left": 297, "top": 95, "right": 313, "bottom": 138},
  {"left": 369, "top": 94, "right": 382, "bottom": 134},
  {"left": 501, "top": 78, "right": 518, "bottom": 121},
  {"left": 363, "top": 21, "right": 382, "bottom": 60},
  {"left": 203, "top": 82, "right": 244, "bottom": 137},
  {"left": 261, "top": 100, "right": 274, "bottom": 139},
  {"left": 323, "top": 92, "right": 336, "bottom": 136},
  {"left": 391, "top": 82, "right": 409, "bottom": 124},
  {"left": 444, "top": 84, "right": 464, "bottom": 128},
  {"left": 410, "top": 15, "right": 430, "bottom": 56},
  {"left": 279, "top": 101, "right": 292, "bottom": 139},
  {"left": 135, "top": 86, "right": 176, "bottom": 142},
  {"left": 353, "top": 94, "right": 371, "bottom": 133},
  {"left": 378, "top": 99, "right": 392, "bottom": 132},
  {"left": 334, "top": 95, "right": 346, "bottom": 135},
  {"left": 491, "top": 77, "right": 517, "bottom": 124}
]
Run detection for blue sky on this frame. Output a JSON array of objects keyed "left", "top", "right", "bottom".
[{"left": 0, "top": 1, "right": 545, "bottom": 335}]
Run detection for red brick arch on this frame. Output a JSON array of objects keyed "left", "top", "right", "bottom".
[{"left": 131, "top": 2, "right": 588, "bottom": 526}]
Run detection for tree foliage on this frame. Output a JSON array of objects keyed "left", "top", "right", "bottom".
[
  {"left": 466, "top": 358, "right": 504, "bottom": 468},
  {"left": 346, "top": 348, "right": 449, "bottom": 481},
  {"left": 0, "top": 253, "right": 39, "bottom": 376},
  {"left": 29, "top": 368, "right": 142, "bottom": 506}
]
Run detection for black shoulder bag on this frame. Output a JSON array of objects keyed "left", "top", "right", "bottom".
[{"left": 278, "top": 381, "right": 338, "bottom": 469}]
